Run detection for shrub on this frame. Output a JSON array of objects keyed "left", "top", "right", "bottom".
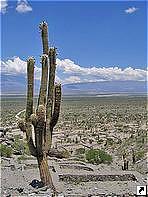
[
  {"left": 85, "top": 149, "right": 112, "bottom": 164},
  {"left": 12, "top": 136, "right": 31, "bottom": 155},
  {"left": 0, "top": 144, "right": 12, "bottom": 158},
  {"left": 136, "top": 150, "right": 145, "bottom": 161},
  {"left": 17, "top": 155, "right": 28, "bottom": 161},
  {"left": 106, "top": 138, "right": 114, "bottom": 146},
  {"left": 97, "top": 139, "right": 104, "bottom": 144},
  {"left": 62, "top": 149, "right": 70, "bottom": 158},
  {"left": 75, "top": 148, "right": 85, "bottom": 155},
  {"left": 23, "top": 142, "right": 31, "bottom": 155}
]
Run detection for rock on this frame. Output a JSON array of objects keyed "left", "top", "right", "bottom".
[
  {"left": 0, "top": 127, "right": 4, "bottom": 132},
  {"left": 5, "top": 141, "right": 12, "bottom": 146},
  {"left": 48, "top": 148, "right": 70, "bottom": 159},
  {"left": 13, "top": 150, "right": 23, "bottom": 155},
  {"left": 59, "top": 174, "right": 137, "bottom": 182},
  {"left": 0, "top": 132, "right": 4, "bottom": 138},
  {"left": 28, "top": 192, "right": 36, "bottom": 196},
  {"left": 37, "top": 181, "right": 44, "bottom": 189},
  {"left": 58, "top": 193, "right": 64, "bottom": 197},
  {"left": 52, "top": 166, "right": 56, "bottom": 172},
  {"left": 10, "top": 165, "right": 15, "bottom": 171},
  {"left": 17, "top": 187, "right": 24, "bottom": 193},
  {"left": 29, "top": 179, "right": 44, "bottom": 189},
  {"left": 7, "top": 137, "right": 14, "bottom": 142},
  {"left": 29, "top": 179, "right": 40, "bottom": 188},
  {"left": 1, "top": 142, "right": 8, "bottom": 146},
  {"left": 6, "top": 194, "right": 11, "bottom": 197}
]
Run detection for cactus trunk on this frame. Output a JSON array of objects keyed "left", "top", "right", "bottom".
[{"left": 37, "top": 154, "right": 54, "bottom": 187}]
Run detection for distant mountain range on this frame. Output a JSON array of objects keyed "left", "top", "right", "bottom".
[
  {"left": 62, "top": 81, "right": 147, "bottom": 95},
  {"left": 1, "top": 74, "right": 146, "bottom": 95},
  {"left": 1, "top": 74, "right": 39, "bottom": 95}
]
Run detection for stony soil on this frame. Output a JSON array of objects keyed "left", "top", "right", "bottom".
[{"left": 1, "top": 96, "right": 147, "bottom": 197}]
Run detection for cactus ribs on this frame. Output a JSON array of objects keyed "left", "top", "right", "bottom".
[{"left": 18, "top": 21, "right": 61, "bottom": 193}]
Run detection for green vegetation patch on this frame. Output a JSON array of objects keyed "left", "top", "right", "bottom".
[
  {"left": 12, "top": 135, "right": 31, "bottom": 155},
  {"left": 106, "top": 138, "right": 114, "bottom": 146},
  {"left": 86, "top": 149, "right": 112, "bottom": 164},
  {"left": 136, "top": 150, "right": 145, "bottom": 161},
  {"left": 0, "top": 144, "right": 12, "bottom": 158},
  {"left": 75, "top": 148, "right": 85, "bottom": 155}
]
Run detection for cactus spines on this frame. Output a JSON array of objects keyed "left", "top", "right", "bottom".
[
  {"left": 50, "top": 84, "right": 62, "bottom": 132},
  {"left": 45, "top": 47, "right": 57, "bottom": 152},
  {"left": 26, "top": 57, "right": 35, "bottom": 121},
  {"left": 37, "top": 54, "right": 48, "bottom": 107},
  {"left": 18, "top": 22, "right": 61, "bottom": 192},
  {"left": 39, "top": 21, "right": 49, "bottom": 55}
]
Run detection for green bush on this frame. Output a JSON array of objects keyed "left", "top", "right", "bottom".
[
  {"left": 23, "top": 142, "right": 31, "bottom": 155},
  {"left": 136, "top": 150, "right": 145, "bottom": 161},
  {"left": 12, "top": 136, "right": 31, "bottom": 155},
  {"left": 75, "top": 148, "right": 85, "bottom": 155},
  {"left": 85, "top": 149, "right": 112, "bottom": 164},
  {"left": 106, "top": 138, "right": 114, "bottom": 146},
  {"left": 61, "top": 149, "right": 70, "bottom": 158},
  {"left": 97, "top": 139, "right": 104, "bottom": 144},
  {"left": 0, "top": 144, "right": 12, "bottom": 158},
  {"left": 17, "top": 155, "right": 28, "bottom": 161}
]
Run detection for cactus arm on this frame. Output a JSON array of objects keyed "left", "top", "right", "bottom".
[
  {"left": 18, "top": 119, "right": 37, "bottom": 157},
  {"left": 26, "top": 57, "right": 35, "bottom": 121},
  {"left": 30, "top": 114, "right": 37, "bottom": 127},
  {"left": 45, "top": 48, "right": 56, "bottom": 152},
  {"left": 37, "top": 55, "right": 48, "bottom": 107},
  {"left": 27, "top": 132, "right": 37, "bottom": 157},
  {"left": 50, "top": 84, "right": 61, "bottom": 134},
  {"left": 18, "top": 119, "right": 26, "bottom": 132},
  {"left": 47, "top": 47, "right": 56, "bottom": 117},
  {"left": 25, "top": 57, "right": 37, "bottom": 157},
  {"left": 39, "top": 21, "right": 49, "bottom": 55}
]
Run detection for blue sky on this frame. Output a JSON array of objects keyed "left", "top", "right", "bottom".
[{"left": 1, "top": 0, "right": 147, "bottom": 89}]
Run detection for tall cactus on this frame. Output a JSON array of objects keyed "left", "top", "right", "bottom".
[{"left": 18, "top": 21, "right": 61, "bottom": 192}]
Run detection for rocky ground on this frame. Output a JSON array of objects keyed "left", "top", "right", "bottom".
[
  {"left": 1, "top": 155, "right": 147, "bottom": 197},
  {"left": 1, "top": 96, "right": 147, "bottom": 196},
  {"left": 0, "top": 126, "right": 147, "bottom": 197}
]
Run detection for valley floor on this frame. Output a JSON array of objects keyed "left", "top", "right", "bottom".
[{"left": 1, "top": 96, "right": 147, "bottom": 196}]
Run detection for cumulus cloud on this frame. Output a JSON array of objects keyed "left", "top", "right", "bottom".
[
  {"left": 16, "top": 0, "right": 32, "bottom": 13},
  {"left": 1, "top": 57, "right": 40, "bottom": 79},
  {"left": 0, "top": 0, "right": 8, "bottom": 14},
  {"left": 64, "top": 76, "right": 81, "bottom": 84},
  {"left": 1, "top": 56, "right": 61, "bottom": 82},
  {"left": 1, "top": 57, "right": 147, "bottom": 84},
  {"left": 125, "top": 7, "right": 138, "bottom": 14},
  {"left": 56, "top": 58, "right": 147, "bottom": 83}
]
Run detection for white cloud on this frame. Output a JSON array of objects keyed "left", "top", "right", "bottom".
[
  {"left": 0, "top": 0, "right": 8, "bottom": 14},
  {"left": 1, "top": 57, "right": 40, "bottom": 80},
  {"left": 64, "top": 76, "right": 81, "bottom": 84},
  {"left": 1, "top": 56, "right": 61, "bottom": 82},
  {"left": 1, "top": 57, "right": 147, "bottom": 84},
  {"left": 56, "top": 58, "right": 147, "bottom": 82},
  {"left": 16, "top": 0, "right": 32, "bottom": 13},
  {"left": 125, "top": 7, "right": 138, "bottom": 14}
]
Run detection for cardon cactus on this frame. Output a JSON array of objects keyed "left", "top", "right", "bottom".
[{"left": 18, "top": 21, "right": 61, "bottom": 193}]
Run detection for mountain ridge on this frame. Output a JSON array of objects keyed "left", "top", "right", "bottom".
[{"left": 1, "top": 75, "right": 146, "bottom": 95}]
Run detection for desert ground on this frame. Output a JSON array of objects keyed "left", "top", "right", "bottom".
[{"left": 0, "top": 95, "right": 147, "bottom": 196}]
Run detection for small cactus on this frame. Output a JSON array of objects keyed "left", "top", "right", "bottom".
[
  {"left": 132, "top": 149, "right": 136, "bottom": 164},
  {"left": 122, "top": 153, "right": 129, "bottom": 170}
]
